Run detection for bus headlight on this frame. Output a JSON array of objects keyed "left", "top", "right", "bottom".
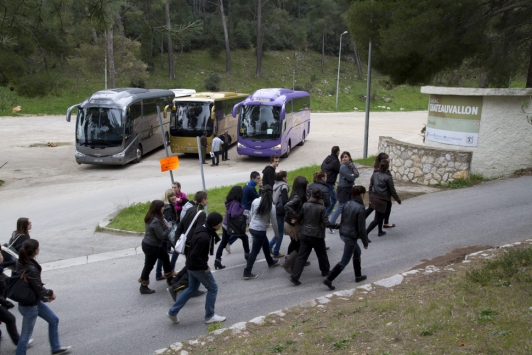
[
  {"left": 75, "top": 150, "right": 86, "bottom": 158},
  {"left": 237, "top": 143, "right": 247, "bottom": 149},
  {"left": 112, "top": 150, "right": 126, "bottom": 158},
  {"left": 273, "top": 144, "right": 281, "bottom": 150}
]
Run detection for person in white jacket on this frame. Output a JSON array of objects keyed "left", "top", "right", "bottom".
[
  {"left": 210, "top": 134, "right": 223, "bottom": 166},
  {"left": 242, "top": 185, "right": 280, "bottom": 279}
]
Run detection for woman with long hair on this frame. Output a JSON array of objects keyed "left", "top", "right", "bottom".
[
  {"left": 269, "top": 171, "right": 289, "bottom": 258},
  {"left": 156, "top": 190, "right": 179, "bottom": 281},
  {"left": 214, "top": 186, "right": 251, "bottom": 269},
  {"left": 289, "top": 189, "right": 339, "bottom": 286},
  {"left": 280, "top": 176, "right": 309, "bottom": 274},
  {"left": 242, "top": 185, "right": 280, "bottom": 279},
  {"left": 2, "top": 218, "right": 32, "bottom": 270},
  {"left": 365, "top": 153, "right": 395, "bottom": 228},
  {"left": 324, "top": 186, "right": 370, "bottom": 290},
  {"left": 138, "top": 200, "right": 173, "bottom": 294},
  {"left": 16, "top": 239, "right": 71, "bottom": 355},
  {"left": 307, "top": 171, "right": 331, "bottom": 208},
  {"left": 367, "top": 160, "right": 401, "bottom": 237},
  {"left": 329, "top": 151, "right": 359, "bottom": 231}
]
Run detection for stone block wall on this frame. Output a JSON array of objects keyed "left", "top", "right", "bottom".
[{"left": 378, "top": 137, "right": 472, "bottom": 185}]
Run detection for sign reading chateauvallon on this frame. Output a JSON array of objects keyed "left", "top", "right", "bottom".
[{"left": 426, "top": 95, "right": 483, "bottom": 147}]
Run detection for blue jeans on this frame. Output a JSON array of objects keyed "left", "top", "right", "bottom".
[
  {"left": 329, "top": 201, "right": 345, "bottom": 224},
  {"left": 338, "top": 235, "right": 361, "bottom": 267},
  {"left": 17, "top": 301, "right": 61, "bottom": 355},
  {"left": 326, "top": 184, "right": 337, "bottom": 216},
  {"left": 268, "top": 214, "right": 285, "bottom": 256},
  {"left": 168, "top": 269, "right": 218, "bottom": 320},
  {"left": 244, "top": 229, "right": 275, "bottom": 275}
]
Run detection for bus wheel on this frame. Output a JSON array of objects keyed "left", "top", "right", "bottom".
[
  {"left": 282, "top": 143, "right": 291, "bottom": 158},
  {"left": 133, "top": 145, "right": 143, "bottom": 164},
  {"left": 298, "top": 132, "right": 305, "bottom": 146}
]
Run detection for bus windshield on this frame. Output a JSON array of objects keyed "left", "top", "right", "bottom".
[
  {"left": 173, "top": 102, "right": 213, "bottom": 135},
  {"left": 76, "top": 107, "right": 123, "bottom": 146},
  {"left": 239, "top": 105, "right": 281, "bottom": 140}
]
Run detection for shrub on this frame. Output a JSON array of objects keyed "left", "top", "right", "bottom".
[{"left": 204, "top": 72, "right": 221, "bottom": 91}]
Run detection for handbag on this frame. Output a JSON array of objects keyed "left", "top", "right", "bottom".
[
  {"left": 5, "top": 270, "right": 39, "bottom": 305},
  {"left": 175, "top": 211, "right": 203, "bottom": 254},
  {"left": 1, "top": 234, "right": 22, "bottom": 268},
  {"left": 226, "top": 213, "right": 247, "bottom": 236}
]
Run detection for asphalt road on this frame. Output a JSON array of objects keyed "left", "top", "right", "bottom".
[{"left": 1, "top": 112, "right": 530, "bottom": 354}]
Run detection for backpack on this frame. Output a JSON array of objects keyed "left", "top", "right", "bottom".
[
  {"left": 273, "top": 183, "right": 288, "bottom": 216},
  {"left": 180, "top": 201, "right": 194, "bottom": 221}
]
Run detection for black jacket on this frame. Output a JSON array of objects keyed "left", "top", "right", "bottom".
[
  {"left": 262, "top": 165, "right": 276, "bottom": 188},
  {"left": 142, "top": 218, "right": 169, "bottom": 247},
  {"left": 186, "top": 224, "right": 219, "bottom": 271},
  {"left": 220, "top": 133, "right": 232, "bottom": 147},
  {"left": 321, "top": 154, "right": 341, "bottom": 185},
  {"left": 0, "top": 267, "right": 14, "bottom": 309},
  {"left": 284, "top": 194, "right": 305, "bottom": 226},
  {"left": 176, "top": 202, "right": 206, "bottom": 254},
  {"left": 163, "top": 203, "right": 178, "bottom": 224},
  {"left": 369, "top": 171, "right": 401, "bottom": 202},
  {"left": 307, "top": 181, "right": 331, "bottom": 207},
  {"left": 298, "top": 197, "right": 339, "bottom": 239},
  {"left": 15, "top": 259, "right": 53, "bottom": 306},
  {"left": 9, "top": 232, "right": 28, "bottom": 252},
  {"left": 339, "top": 196, "right": 369, "bottom": 247}
]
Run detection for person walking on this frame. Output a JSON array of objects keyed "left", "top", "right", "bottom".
[
  {"left": 2, "top": 218, "right": 32, "bottom": 271},
  {"left": 269, "top": 171, "right": 289, "bottom": 258},
  {"left": 328, "top": 152, "right": 359, "bottom": 232},
  {"left": 289, "top": 189, "right": 339, "bottom": 286},
  {"left": 365, "top": 153, "right": 396, "bottom": 228},
  {"left": 156, "top": 189, "right": 179, "bottom": 281},
  {"left": 367, "top": 160, "right": 401, "bottom": 237},
  {"left": 15, "top": 239, "right": 71, "bottom": 355},
  {"left": 323, "top": 186, "right": 370, "bottom": 290},
  {"left": 170, "top": 182, "right": 188, "bottom": 269},
  {"left": 214, "top": 186, "right": 251, "bottom": 269},
  {"left": 243, "top": 185, "right": 280, "bottom": 279},
  {"left": 321, "top": 146, "right": 341, "bottom": 217},
  {"left": 166, "top": 213, "right": 226, "bottom": 325},
  {"left": 262, "top": 154, "right": 280, "bottom": 188},
  {"left": 280, "top": 176, "right": 309, "bottom": 274},
  {"left": 220, "top": 130, "right": 232, "bottom": 161},
  {"left": 138, "top": 200, "right": 174, "bottom": 294},
  {"left": 307, "top": 171, "right": 331, "bottom": 209},
  {"left": 210, "top": 134, "right": 223, "bottom": 166},
  {"left": 242, "top": 171, "right": 262, "bottom": 223},
  {"left": 200, "top": 131, "right": 208, "bottom": 164},
  {"left": 0, "top": 249, "right": 33, "bottom": 351}
]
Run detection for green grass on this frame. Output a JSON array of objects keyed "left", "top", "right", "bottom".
[
  {"left": 1, "top": 49, "right": 430, "bottom": 116},
  {"left": 161, "top": 243, "right": 532, "bottom": 355},
  {"left": 447, "top": 173, "right": 494, "bottom": 189},
  {"left": 0, "top": 180, "right": 4, "bottom": 186},
  {"left": 353, "top": 155, "right": 376, "bottom": 167},
  {"left": 107, "top": 202, "right": 151, "bottom": 232}
]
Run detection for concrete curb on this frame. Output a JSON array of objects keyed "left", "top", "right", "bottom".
[
  {"left": 154, "top": 239, "right": 532, "bottom": 355},
  {"left": 98, "top": 210, "right": 144, "bottom": 236}
]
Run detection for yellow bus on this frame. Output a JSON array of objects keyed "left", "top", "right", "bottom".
[{"left": 169, "top": 92, "right": 249, "bottom": 156}]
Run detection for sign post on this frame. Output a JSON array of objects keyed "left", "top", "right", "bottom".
[
  {"left": 197, "top": 136, "right": 208, "bottom": 214},
  {"left": 157, "top": 106, "right": 174, "bottom": 183}
]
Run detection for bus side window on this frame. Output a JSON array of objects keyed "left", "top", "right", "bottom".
[{"left": 129, "top": 101, "right": 142, "bottom": 131}]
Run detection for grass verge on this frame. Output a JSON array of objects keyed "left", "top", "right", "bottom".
[
  {"left": 353, "top": 155, "right": 376, "bottom": 167},
  {"left": 162, "top": 242, "right": 532, "bottom": 355},
  {"left": 446, "top": 173, "right": 496, "bottom": 189},
  {"left": 0, "top": 180, "right": 4, "bottom": 186}
]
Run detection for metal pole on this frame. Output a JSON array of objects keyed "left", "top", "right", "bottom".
[
  {"left": 363, "top": 40, "right": 372, "bottom": 159},
  {"left": 336, "top": 31, "right": 348, "bottom": 110},
  {"left": 157, "top": 106, "right": 174, "bottom": 183},
  {"left": 196, "top": 136, "right": 208, "bottom": 214}
]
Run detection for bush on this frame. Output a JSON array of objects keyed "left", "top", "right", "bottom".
[
  {"left": 204, "top": 72, "right": 221, "bottom": 91},
  {"left": 208, "top": 43, "right": 224, "bottom": 58},
  {"left": 130, "top": 78, "right": 146, "bottom": 88}
]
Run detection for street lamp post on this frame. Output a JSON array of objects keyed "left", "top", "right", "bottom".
[{"left": 336, "top": 31, "right": 348, "bottom": 110}]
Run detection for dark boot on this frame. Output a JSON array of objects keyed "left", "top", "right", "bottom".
[
  {"left": 353, "top": 258, "right": 367, "bottom": 283},
  {"left": 138, "top": 278, "right": 155, "bottom": 294},
  {"left": 214, "top": 260, "right": 226, "bottom": 270},
  {"left": 244, "top": 253, "right": 249, "bottom": 261},
  {"left": 281, "top": 251, "right": 297, "bottom": 274},
  {"left": 164, "top": 272, "right": 176, "bottom": 286},
  {"left": 323, "top": 264, "right": 344, "bottom": 290}
]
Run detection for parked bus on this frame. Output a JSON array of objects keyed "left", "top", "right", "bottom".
[
  {"left": 169, "top": 92, "right": 249, "bottom": 156},
  {"left": 170, "top": 88, "right": 196, "bottom": 98},
  {"left": 232, "top": 88, "right": 311, "bottom": 158},
  {"left": 65, "top": 88, "right": 175, "bottom": 165}
]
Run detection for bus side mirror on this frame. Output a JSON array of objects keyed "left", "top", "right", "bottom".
[
  {"left": 66, "top": 104, "right": 80, "bottom": 122},
  {"left": 281, "top": 104, "right": 286, "bottom": 119},
  {"left": 232, "top": 103, "right": 241, "bottom": 118},
  {"left": 163, "top": 105, "right": 170, "bottom": 119}
]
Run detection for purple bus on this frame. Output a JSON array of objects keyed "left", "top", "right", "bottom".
[{"left": 232, "top": 88, "right": 311, "bottom": 158}]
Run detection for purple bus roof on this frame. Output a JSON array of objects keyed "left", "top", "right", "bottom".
[{"left": 241, "top": 88, "right": 309, "bottom": 106}]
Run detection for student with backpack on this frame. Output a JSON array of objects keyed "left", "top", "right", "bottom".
[{"left": 269, "top": 171, "right": 289, "bottom": 258}]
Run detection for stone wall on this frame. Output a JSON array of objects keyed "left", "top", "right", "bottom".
[{"left": 378, "top": 137, "right": 472, "bottom": 185}]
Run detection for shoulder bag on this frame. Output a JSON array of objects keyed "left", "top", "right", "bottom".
[
  {"left": 2, "top": 234, "right": 22, "bottom": 265},
  {"left": 5, "top": 270, "right": 39, "bottom": 305},
  {"left": 227, "top": 213, "right": 247, "bottom": 236},
  {"left": 175, "top": 211, "right": 203, "bottom": 254}
]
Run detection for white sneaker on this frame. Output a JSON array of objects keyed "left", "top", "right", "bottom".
[
  {"left": 167, "top": 311, "right": 179, "bottom": 324},
  {"left": 225, "top": 245, "right": 231, "bottom": 254},
  {"left": 205, "top": 314, "right": 226, "bottom": 324},
  {"left": 28, "top": 338, "right": 34, "bottom": 348}
]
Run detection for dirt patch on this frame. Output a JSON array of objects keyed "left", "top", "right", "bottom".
[
  {"left": 411, "top": 245, "right": 493, "bottom": 269},
  {"left": 511, "top": 167, "right": 532, "bottom": 177}
]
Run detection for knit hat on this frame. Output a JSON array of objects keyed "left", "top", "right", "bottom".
[{"left": 206, "top": 212, "right": 223, "bottom": 227}]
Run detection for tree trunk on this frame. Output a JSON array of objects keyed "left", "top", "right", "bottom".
[
  {"left": 219, "top": 0, "right": 231, "bottom": 74},
  {"left": 107, "top": 28, "right": 115, "bottom": 88},
  {"left": 321, "top": 31, "right": 325, "bottom": 75},
  {"left": 353, "top": 41, "right": 363, "bottom": 79},
  {"left": 526, "top": 40, "right": 532, "bottom": 88},
  {"left": 165, "top": 0, "right": 175, "bottom": 79},
  {"left": 255, "top": 0, "right": 263, "bottom": 77},
  {"left": 116, "top": 10, "right": 124, "bottom": 36},
  {"left": 85, "top": 6, "right": 98, "bottom": 45}
]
